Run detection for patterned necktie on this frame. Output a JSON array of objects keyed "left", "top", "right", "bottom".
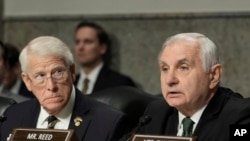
[
  {"left": 47, "top": 116, "right": 58, "bottom": 129},
  {"left": 82, "top": 78, "right": 89, "bottom": 94},
  {"left": 182, "top": 117, "right": 194, "bottom": 137}
]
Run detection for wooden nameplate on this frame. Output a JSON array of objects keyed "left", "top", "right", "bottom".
[{"left": 10, "top": 128, "right": 77, "bottom": 141}]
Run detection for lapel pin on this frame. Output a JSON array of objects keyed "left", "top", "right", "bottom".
[{"left": 74, "top": 116, "right": 83, "bottom": 127}]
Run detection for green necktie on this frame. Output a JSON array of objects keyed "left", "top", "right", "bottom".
[
  {"left": 182, "top": 117, "right": 194, "bottom": 137},
  {"left": 47, "top": 116, "right": 58, "bottom": 129}
]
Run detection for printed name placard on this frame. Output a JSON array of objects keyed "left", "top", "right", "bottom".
[
  {"left": 10, "top": 128, "right": 76, "bottom": 141},
  {"left": 132, "top": 134, "right": 196, "bottom": 141}
]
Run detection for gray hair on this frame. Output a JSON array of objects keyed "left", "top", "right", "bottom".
[
  {"left": 19, "top": 36, "right": 74, "bottom": 72},
  {"left": 160, "top": 33, "right": 219, "bottom": 72}
]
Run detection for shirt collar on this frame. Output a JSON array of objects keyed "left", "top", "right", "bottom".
[
  {"left": 79, "top": 62, "right": 103, "bottom": 94},
  {"left": 80, "top": 62, "right": 103, "bottom": 82},
  {"left": 178, "top": 104, "right": 207, "bottom": 129}
]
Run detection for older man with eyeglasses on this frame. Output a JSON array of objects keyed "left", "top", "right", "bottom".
[{"left": 0, "top": 36, "right": 128, "bottom": 141}]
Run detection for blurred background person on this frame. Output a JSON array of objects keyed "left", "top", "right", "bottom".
[
  {"left": 74, "top": 21, "right": 136, "bottom": 94},
  {"left": 0, "top": 42, "right": 16, "bottom": 121},
  {"left": 0, "top": 43, "right": 32, "bottom": 102}
]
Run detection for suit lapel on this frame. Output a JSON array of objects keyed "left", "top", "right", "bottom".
[
  {"left": 164, "top": 108, "right": 178, "bottom": 135},
  {"left": 193, "top": 87, "right": 229, "bottom": 136},
  {"left": 93, "top": 66, "right": 106, "bottom": 92},
  {"left": 69, "top": 89, "right": 92, "bottom": 141}
]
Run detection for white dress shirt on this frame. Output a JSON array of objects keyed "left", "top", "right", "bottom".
[
  {"left": 76, "top": 62, "right": 103, "bottom": 94},
  {"left": 177, "top": 105, "right": 207, "bottom": 136},
  {"left": 36, "top": 87, "right": 76, "bottom": 129}
]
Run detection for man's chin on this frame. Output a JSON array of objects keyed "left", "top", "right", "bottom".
[
  {"left": 80, "top": 60, "right": 100, "bottom": 67},
  {"left": 167, "top": 99, "right": 185, "bottom": 108},
  {"left": 44, "top": 105, "right": 64, "bottom": 115}
]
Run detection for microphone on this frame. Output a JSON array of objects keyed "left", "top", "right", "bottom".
[
  {"left": 138, "top": 115, "right": 152, "bottom": 127},
  {"left": 126, "top": 115, "right": 152, "bottom": 141}
]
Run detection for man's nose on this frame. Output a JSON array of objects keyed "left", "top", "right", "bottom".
[
  {"left": 77, "top": 42, "right": 86, "bottom": 49},
  {"left": 46, "top": 77, "right": 58, "bottom": 92},
  {"left": 165, "top": 70, "right": 179, "bottom": 87}
]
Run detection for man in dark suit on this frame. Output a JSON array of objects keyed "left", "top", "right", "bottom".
[
  {"left": 134, "top": 33, "right": 250, "bottom": 141},
  {"left": 0, "top": 36, "right": 127, "bottom": 141},
  {"left": 74, "top": 21, "right": 135, "bottom": 94}
]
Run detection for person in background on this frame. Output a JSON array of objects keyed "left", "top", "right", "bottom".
[
  {"left": 0, "top": 36, "right": 128, "bottom": 141},
  {"left": 0, "top": 42, "right": 16, "bottom": 125},
  {"left": 0, "top": 41, "right": 5, "bottom": 93},
  {"left": 74, "top": 21, "right": 136, "bottom": 94},
  {"left": 0, "top": 43, "right": 31, "bottom": 102},
  {"left": 132, "top": 33, "right": 250, "bottom": 141}
]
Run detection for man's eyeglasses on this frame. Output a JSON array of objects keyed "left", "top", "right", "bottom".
[{"left": 25, "top": 67, "right": 69, "bottom": 86}]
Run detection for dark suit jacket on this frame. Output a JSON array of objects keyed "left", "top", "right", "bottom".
[
  {"left": 75, "top": 66, "right": 136, "bottom": 93},
  {"left": 0, "top": 89, "right": 127, "bottom": 141},
  {"left": 136, "top": 87, "right": 250, "bottom": 141}
]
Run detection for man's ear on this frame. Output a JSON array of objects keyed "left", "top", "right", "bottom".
[
  {"left": 209, "top": 64, "right": 222, "bottom": 89},
  {"left": 21, "top": 72, "right": 32, "bottom": 91},
  {"left": 100, "top": 44, "right": 107, "bottom": 55},
  {"left": 14, "top": 63, "right": 21, "bottom": 75},
  {"left": 69, "top": 64, "right": 76, "bottom": 81}
]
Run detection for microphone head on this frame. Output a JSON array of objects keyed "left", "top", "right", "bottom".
[{"left": 139, "top": 115, "right": 152, "bottom": 126}]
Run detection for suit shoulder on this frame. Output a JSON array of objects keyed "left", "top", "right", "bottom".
[
  {"left": 220, "top": 97, "right": 250, "bottom": 124},
  {"left": 104, "top": 68, "right": 128, "bottom": 78},
  {"left": 101, "top": 68, "right": 135, "bottom": 84},
  {"left": 214, "top": 87, "right": 249, "bottom": 113},
  {"left": 225, "top": 97, "right": 250, "bottom": 111}
]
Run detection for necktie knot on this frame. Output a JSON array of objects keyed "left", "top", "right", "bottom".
[
  {"left": 182, "top": 117, "right": 194, "bottom": 137},
  {"left": 47, "top": 116, "right": 58, "bottom": 129}
]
